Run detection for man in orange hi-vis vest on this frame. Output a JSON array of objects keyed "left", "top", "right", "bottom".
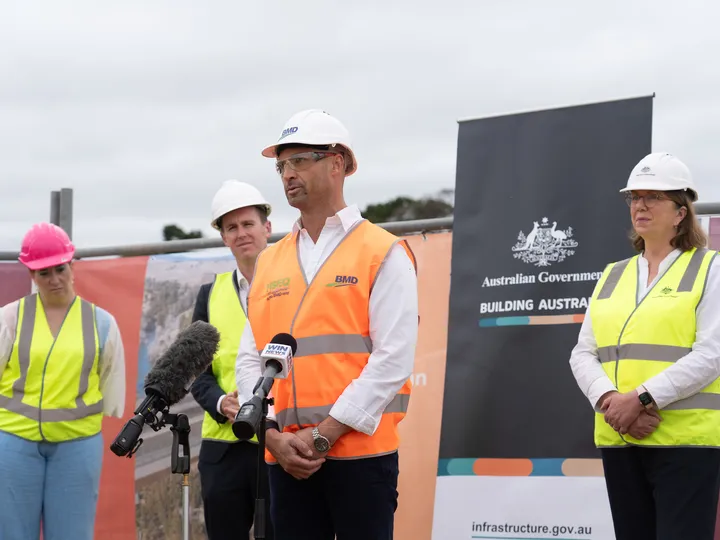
[{"left": 235, "top": 109, "right": 419, "bottom": 540}]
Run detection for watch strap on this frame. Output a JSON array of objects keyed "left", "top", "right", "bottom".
[
  {"left": 312, "top": 427, "right": 331, "bottom": 450},
  {"left": 636, "top": 385, "right": 654, "bottom": 409}
]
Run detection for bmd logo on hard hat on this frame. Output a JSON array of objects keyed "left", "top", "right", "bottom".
[{"left": 279, "top": 126, "right": 298, "bottom": 140}]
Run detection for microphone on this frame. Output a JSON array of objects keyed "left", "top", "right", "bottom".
[
  {"left": 259, "top": 333, "right": 295, "bottom": 380},
  {"left": 232, "top": 333, "right": 297, "bottom": 441},
  {"left": 110, "top": 320, "right": 220, "bottom": 457}
]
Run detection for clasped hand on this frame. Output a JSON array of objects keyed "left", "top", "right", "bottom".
[
  {"left": 266, "top": 427, "right": 328, "bottom": 480},
  {"left": 600, "top": 391, "right": 661, "bottom": 438},
  {"left": 220, "top": 390, "right": 240, "bottom": 422}
]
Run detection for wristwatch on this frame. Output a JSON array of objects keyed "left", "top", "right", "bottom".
[
  {"left": 312, "top": 427, "right": 331, "bottom": 453},
  {"left": 636, "top": 385, "right": 655, "bottom": 409}
]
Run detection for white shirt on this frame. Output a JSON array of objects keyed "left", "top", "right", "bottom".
[
  {"left": 0, "top": 298, "right": 126, "bottom": 418},
  {"left": 569, "top": 248, "right": 720, "bottom": 411},
  {"left": 215, "top": 270, "right": 249, "bottom": 415},
  {"left": 235, "top": 204, "right": 419, "bottom": 435}
]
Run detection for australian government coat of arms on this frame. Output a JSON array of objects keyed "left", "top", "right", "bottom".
[{"left": 511, "top": 217, "right": 578, "bottom": 267}]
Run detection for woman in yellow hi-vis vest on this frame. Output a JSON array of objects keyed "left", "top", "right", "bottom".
[
  {"left": 570, "top": 153, "right": 720, "bottom": 540},
  {"left": 0, "top": 223, "right": 126, "bottom": 540}
]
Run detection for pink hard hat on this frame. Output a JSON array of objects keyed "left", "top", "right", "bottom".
[{"left": 18, "top": 223, "right": 75, "bottom": 270}]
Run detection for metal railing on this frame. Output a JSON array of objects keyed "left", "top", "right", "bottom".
[
  {"left": 2, "top": 199, "right": 719, "bottom": 262},
  {"left": 0, "top": 216, "right": 454, "bottom": 261}
]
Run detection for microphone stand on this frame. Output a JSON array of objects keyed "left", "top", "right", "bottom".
[
  {"left": 165, "top": 411, "right": 192, "bottom": 540},
  {"left": 254, "top": 395, "right": 273, "bottom": 540},
  {"left": 109, "top": 391, "right": 193, "bottom": 539}
]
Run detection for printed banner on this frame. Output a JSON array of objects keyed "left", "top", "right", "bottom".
[
  {"left": 10, "top": 229, "right": 450, "bottom": 539},
  {"left": 133, "top": 250, "right": 237, "bottom": 540},
  {"left": 434, "top": 97, "right": 655, "bottom": 540},
  {"left": 72, "top": 257, "right": 149, "bottom": 540}
]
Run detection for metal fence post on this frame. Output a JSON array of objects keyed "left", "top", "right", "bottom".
[
  {"left": 58, "top": 188, "right": 73, "bottom": 239},
  {"left": 50, "top": 190, "right": 60, "bottom": 226}
]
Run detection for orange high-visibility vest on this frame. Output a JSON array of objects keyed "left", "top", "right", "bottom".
[{"left": 247, "top": 219, "right": 417, "bottom": 461}]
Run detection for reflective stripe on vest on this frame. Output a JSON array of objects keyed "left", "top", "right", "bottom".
[
  {"left": 248, "top": 219, "right": 416, "bottom": 461},
  {"left": 0, "top": 294, "right": 103, "bottom": 442},
  {"left": 200, "top": 272, "right": 256, "bottom": 443},
  {"left": 589, "top": 247, "right": 719, "bottom": 447}
]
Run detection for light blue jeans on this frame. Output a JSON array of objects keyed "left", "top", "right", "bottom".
[{"left": 0, "top": 430, "right": 103, "bottom": 540}]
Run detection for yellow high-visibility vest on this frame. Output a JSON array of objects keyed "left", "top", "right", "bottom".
[
  {"left": 200, "top": 271, "right": 257, "bottom": 443},
  {"left": 0, "top": 294, "right": 103, "bottom": 442},
  {"left": 590, "top": 247, "right": 719, "bottom": 447}
]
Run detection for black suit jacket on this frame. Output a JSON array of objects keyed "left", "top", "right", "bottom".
[{"left": 190, "top": 272, "right": 242, "bottom": 462}]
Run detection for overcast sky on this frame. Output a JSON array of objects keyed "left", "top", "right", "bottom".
[{"left": 1, "top": 1, "right": 718, "bottom": 253}]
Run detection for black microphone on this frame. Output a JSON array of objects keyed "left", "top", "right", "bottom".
[
  {"left": 232, "top": 333, "right": 297, "bottom": 441},
  {"left": 110, "top": 320, "right": 220, "bottom": 457}
]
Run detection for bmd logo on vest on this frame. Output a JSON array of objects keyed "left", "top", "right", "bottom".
[
  {"left": 326, "top": 275, "right": 359, "bottom": 288},
  {"left": 279, "top": 126, "right": 298, "bottom": 140}
]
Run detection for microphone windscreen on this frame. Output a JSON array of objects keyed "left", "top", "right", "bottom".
[
  {"left": 144, "top": 320, "right": 220, "bottom": 405},
  {"left": 269, "top": 333, "right": 297, "bottom": 356}
]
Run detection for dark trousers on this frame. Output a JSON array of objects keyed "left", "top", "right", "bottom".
[
  {"left": 601, "top": 446, "right": 720, "bottom": 540},
  {"left": 268, "top": 451, "right": 399, "bottom": 540},
  {"left": 198, "top": 439, "right": 273, "bottom": 540}
]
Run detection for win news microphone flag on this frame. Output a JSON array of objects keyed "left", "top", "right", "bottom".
[{"left": 233, "top": 333, "right": 297, "bottom": 440}]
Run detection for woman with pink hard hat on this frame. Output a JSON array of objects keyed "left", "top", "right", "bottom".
[{"left": 0, "top": 222, "right": 126, "bottom": 540}]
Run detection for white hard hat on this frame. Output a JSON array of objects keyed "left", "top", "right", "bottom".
[
  {"left": 210, "top": 180, "right": 272, "bottom": 230},
  {"left": 261, "top": 109, "right": 357, "bottom": 176},
  {"left": 620, "top": 152, "right": 698, "bottom": 202}
]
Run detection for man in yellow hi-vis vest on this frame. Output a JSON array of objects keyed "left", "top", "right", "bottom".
[
  {"left": 189, "top": 180, "right": 274, "bottom": 540},
  {"left": 570, "top": 153, "right": 720, "bottom": 540}
]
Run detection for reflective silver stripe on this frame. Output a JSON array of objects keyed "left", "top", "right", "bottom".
[
  {"left": 0, "top": 395, "right": 103, "bottom": 421},
  {"left": 296, "top": 334, "right": 372, "bottom": 358},
  {"left": 12, "top": 295, "right": 37, "bottom": 400},
  {"left": 0, "top": 295, "right": 103, "bottom": 422},
  {"left": 276, "top": 393, "right": 409, "bottom": 430},
  {"left": 598, "top": 347, "right": 613, "bottom": 363},
  {"left": 75, "top": 300, "right": 96, "bottom": 408},
  {"left": 597, "top": 258, "right": 632, "bottom": 300},
  {"left": 664, "top": 393, "right": 720, "bottom": 411},
  {"left": 258, "top": 334, "right": 373, "bottom": 358},
  {"left": 677, "top": 248, "right": 709, "bottom": 292},
  {"left": 597, "top": 343, "right": 692, "bottom": 363}
]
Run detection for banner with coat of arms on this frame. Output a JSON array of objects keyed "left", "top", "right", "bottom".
[{"left": 432, "top": 96, "right": 655, "bottom": 540}]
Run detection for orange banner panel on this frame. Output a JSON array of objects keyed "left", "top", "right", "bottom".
[
  {"left": 394, "top": 232, "right": 452, "bottom": 540},
  {"left": 73, "top": 257, "right": 149, "bottom": 540}
]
